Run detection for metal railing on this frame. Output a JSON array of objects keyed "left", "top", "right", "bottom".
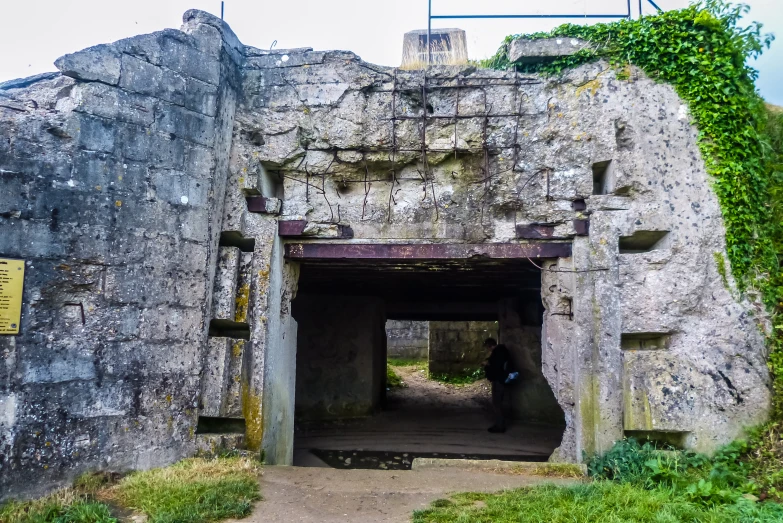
[{"left": 426, "top": 0, "right": 665, "bottom": 64}]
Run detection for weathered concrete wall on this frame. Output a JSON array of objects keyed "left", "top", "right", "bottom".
[
  {"left": 428, "top": 321, "right": 497, "bottom": 375},
  {"left": 232, "top": 50, "right": 770, "bottom": 461},
  {"left": 0, "top": 10, "right": 242, "bottom": 499},
  {"left": 293, "top": 295, "right": 386, "bottom": 420},
  {"left": 386, "top": 320, "right": 428, "bottom": 360}
]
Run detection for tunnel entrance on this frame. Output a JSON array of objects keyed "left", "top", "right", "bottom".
[{"left": 288, "top": 243, "right": 566, "bottom": 469}]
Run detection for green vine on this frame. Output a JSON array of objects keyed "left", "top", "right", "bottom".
[
  {"left": 713, "top": 251, "right": 731, "bottom": 292},
  {"left": 485, "top": 1, "right": 783, "bottom": 414}
]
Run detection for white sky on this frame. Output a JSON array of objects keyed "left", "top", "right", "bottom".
[{"left": 0, "top": 0, "right": 780, "bottom": 104}]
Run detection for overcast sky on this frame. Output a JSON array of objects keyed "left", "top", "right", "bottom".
[{"left": 0, "top": 0, "right": 779, "bottom": 104}]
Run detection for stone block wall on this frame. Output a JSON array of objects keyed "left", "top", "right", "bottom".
[
  {"left": 428, "top": 321, "right": 498, "bottom": 375},
  {"left": 386, "top": 320, "right": 428, "bottom": 360},
  {"left": 0, "top": 11, "right": 241, "bottom": 499}
]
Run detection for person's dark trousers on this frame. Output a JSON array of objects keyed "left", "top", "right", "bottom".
[{"left": 491, "top": 380, "right": 506, "bottom": 430}]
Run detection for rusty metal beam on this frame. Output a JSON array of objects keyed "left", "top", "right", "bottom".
[
  {"left": 278, "top": 220, "right": 307, "bottom": 236},
  {"left": 516, "top": 224, "right": 557, "bottom": 239},
  {"left": 285, "top": 242, "right": 571, "bottom": 260},
  {"left": 246, "top": 196, "right": 281, "bottom": 214},
  {"left": 278, "top": 221, "right": 354, "bottom": 239},
  {"left": 573, "top": 219, "right": 590, "bottom": 236}
]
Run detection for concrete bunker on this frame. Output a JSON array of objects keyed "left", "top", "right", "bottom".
[
  {"left": 0, "top": 8, "right": 772, "bottom": 497},
  {"left": 289, "top": 249, "right": 566, "bottom": 467}
]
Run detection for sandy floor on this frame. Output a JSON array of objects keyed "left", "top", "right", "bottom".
[{"left": 249, "top": 465, "right": 577, "bottom": 523}]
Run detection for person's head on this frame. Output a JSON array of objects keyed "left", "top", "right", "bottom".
[{"left": 483, "top": 338, "right": 497, "bottom": 351}]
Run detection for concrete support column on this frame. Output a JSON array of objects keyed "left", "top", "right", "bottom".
[
  {"left": 572, "top": 212, "right": 624, "bottom": 459},
  {"left": 239, "top": 215, "right": 299, "bottom": 464}
]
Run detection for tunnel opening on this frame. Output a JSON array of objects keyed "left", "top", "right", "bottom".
[{"left": 289, "top": 251, "right": 566, "bottom": 469}]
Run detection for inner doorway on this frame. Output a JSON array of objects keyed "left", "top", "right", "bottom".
[{"left": 289, "top": 246, "right": 566, "bottom": 469}]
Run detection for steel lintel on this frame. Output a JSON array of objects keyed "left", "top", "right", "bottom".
[{"left": 284, "top": 242, "right": 571, "bottom": 260}]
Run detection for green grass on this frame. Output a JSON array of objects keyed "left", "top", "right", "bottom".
[
  {"left": 415, "top": 432, "right": 783, "bottom": 522},
  {"left": 0, "top": 489, "right": 116, "bottom": 523},
  {"left": 428, "top": 366, "right": 484, "bottom": 386},
  {"left": 0, "top": 457, "right": 260, "bottom": 523},
  {"left": 110, "top": 457, "right": 260, "bottom": 523},
  {"left": 387, "top": 364, "right": 404, "bottom": 388},
  {"left": 413, "top": 482, "right": 783, "bottom": 523},
  {"left": 387, "top": 357, "right": 484, "bottom": 385},
  {"left": 387, "top": 357, "right": 427, "bottom": 369}
]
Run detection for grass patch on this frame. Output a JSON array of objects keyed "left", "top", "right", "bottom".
[
  {"left": 387, "top": 357, "right": 427, "bottom": 369},
  {"left": 387, "top": 364, "right": 404, "bottom": 388},
  {"left": 0, "top": 456, "right": 260, "bottom": 523},
  {"left": 108, "top": 457, "right": 260, "bottom": 523},
  {"left": 429, "top": 366, "right": 484, "bottom": 386},
  {"left": 416, "top": 432, "right": 783, "bottom": 521},
  {"left": 0, "top": 489, "right": 116, "bottom": 523},
  {"left": 413, "top": 482, "right": 783, "bottom": 522}
]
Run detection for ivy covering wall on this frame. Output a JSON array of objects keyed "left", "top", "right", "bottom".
[{"left": 485, "top": 1, "right": 783, "bottom": 414}]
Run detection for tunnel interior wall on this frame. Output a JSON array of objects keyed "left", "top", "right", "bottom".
[
  {"left": 498, "top": 297, "right": 565, "bottom": 425},
  {"left": 293, "top": 294, "right": 386, "bottom": 420}
]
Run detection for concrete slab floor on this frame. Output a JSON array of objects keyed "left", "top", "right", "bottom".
[
  {"left": 294, "top": 366, "right": 565, "bottom": 468},
  {"left": 250, "top": 465, "right": 579, "bottom": 523}
]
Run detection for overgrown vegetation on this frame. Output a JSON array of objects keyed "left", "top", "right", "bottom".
[
  {"left": 0, "top": 457, "right": 260, "bottom": 523},
  {"left": 416, "top": 435, "right": 783, "bottom": 521},
  {"left": 428, "top": 366, "right": 485, "bottom": 385},
  {"left": 413, "top": 481, "right": 783, "bottom": 522},
  {"left": 486, "top": 0, "right": 783, "bottom": 415},
  {"left": 386, "top": 364, "right": 404, "bottom": 388}
]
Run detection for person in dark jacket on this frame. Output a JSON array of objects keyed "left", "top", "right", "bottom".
[{"left": 483, "top": 338, "right": 512, "bottom": 433}]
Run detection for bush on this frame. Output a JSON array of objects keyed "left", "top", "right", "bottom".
[{"left": 587, "top": 438, "right": 705, "bottom": 487}]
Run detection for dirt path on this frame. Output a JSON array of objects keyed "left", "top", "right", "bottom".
[
  {"left": 249, "top": 465, "right": 577, "bottom": 523},
  {"left": 387, "top": 365, "right": 491, "bottom": 410}
]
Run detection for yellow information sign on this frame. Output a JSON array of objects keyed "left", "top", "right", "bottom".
[{"left": 0, "top": 258, "right": 25, "bottom": 335}]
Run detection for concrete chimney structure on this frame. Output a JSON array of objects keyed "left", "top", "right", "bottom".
[{"left": 401, "top": 28, "right": 468, "bottom": 68}]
